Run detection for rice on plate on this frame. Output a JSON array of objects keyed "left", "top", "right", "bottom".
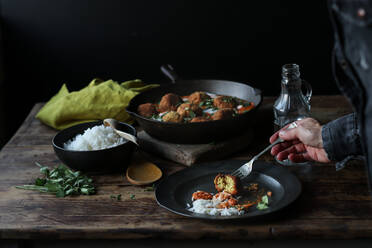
[{"left": 188, "top": 191, "right": 245, "bottom": 216}]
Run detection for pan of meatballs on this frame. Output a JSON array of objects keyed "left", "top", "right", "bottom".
[{"left": 126, "top": 65, "right": 262, "bottom": 144}]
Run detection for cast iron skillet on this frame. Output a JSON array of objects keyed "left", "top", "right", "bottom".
[{"left": 126, "top": 65, "right": 263, "bottom": 144}]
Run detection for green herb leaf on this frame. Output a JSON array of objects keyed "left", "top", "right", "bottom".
[
  {"left": 110, "top": 194, "right": 122, "bottom": 201},
  {"left": 35, "top": 178, "right": 46, "bottom": 186},
  {"left": 144, "top": 184, "right": 155, "bottom": 192},
  {"left": 256, "top": 195, "right": 269, "bottom": 210},
  {"left": 130, "top": 194, "right": 136, "bottom": 199},
  {"left": 188, "top": 110, "right": 196, "bottom": 119},
  {"left": 261, "top": 195, "right": 269, "bottom": 205},
  {"left": 256, "top": 203, "right": 269, "bottom": 210}
]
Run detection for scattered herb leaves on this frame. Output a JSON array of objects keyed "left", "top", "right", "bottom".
[
  {"left": 130, "top": 194, "right": 136, "bottom": 199},
  {"left": 15, "top": 162, "right": 95, "bottom": 197},
  {"left": 222, "top": 96, "right": 234, "bottom": 103},
  {"left": 110, "top": 194, "right": 122, "bottom": 201}
]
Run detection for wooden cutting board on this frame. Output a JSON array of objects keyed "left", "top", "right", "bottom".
[{"left": 137, "top": 130, "right": 254, "bottom": 166}]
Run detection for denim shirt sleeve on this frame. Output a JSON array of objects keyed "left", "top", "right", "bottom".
[{"left": 322, "top": 113, "right": 364, "bottom": 170}]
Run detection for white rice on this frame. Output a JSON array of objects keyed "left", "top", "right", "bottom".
[
  {"left": 188, "top": 197, "right": 244, "bottom": 216},
  {"left": 64, "top": 124, "right": 126, "bottom": 151}
]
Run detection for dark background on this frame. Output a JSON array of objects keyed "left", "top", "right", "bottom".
[{"left": 0, "top": 0, "right": 337, "bottom": 148}]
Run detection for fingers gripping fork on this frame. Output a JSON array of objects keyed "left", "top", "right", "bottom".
[{"left": 231, "top": 122, "right": 298, "bottom": 180}]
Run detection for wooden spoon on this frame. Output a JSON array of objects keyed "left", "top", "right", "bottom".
[
  {"left": 126, "top": 159, "right": 162, "bottom": 186},
  {"left": 103, "top": 118, "right": 139, "bottom": 146}
]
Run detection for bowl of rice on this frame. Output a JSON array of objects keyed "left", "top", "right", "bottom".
[{"left": 52, "top": 121, "right": 137, "bottom": 173}]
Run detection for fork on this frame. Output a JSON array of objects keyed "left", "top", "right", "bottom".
[{"left": 231, "top": 122, "right": 298, "bottom": 180}]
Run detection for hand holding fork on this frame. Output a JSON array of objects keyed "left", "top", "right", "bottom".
[{"left": 231, "top": 122, "right": 298, "bottom": 180}]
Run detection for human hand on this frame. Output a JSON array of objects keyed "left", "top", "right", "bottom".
[{"left": 270, "top": 118, "right": 331, "bottom": 163}]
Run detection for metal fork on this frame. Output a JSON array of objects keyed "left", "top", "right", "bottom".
[{"left": 231, "top": 122, "right": 298, "bottom": 180}]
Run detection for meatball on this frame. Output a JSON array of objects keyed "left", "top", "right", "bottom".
[
  {"left": 213, "top": 95, "right": 237, "bottom": 109},
  {"left": 188, "top": 91, "right": 211, "bottom": 105},
  {"left": 177, "top": 103, "right": 203, "bottom": 118},
  {"left": 162, "top": 111, "right": 183, "bottom": 123},
  {"left": 212, "top": 108, "right": 235, "bottom": 120},
  {"left": 214, "top": 174, "right": 241, "bottom": 195},
  {"left": 190, "top": 116, "right": 209, "bottom": 123},
  {"left": 137, "top": 103, "right": 157, "bottom": 118},
  {"left": 158, "top": 93, "right": 183, "bottom": 112}
]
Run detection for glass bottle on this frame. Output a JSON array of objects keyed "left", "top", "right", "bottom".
[{"left": 273, "top": 64, "right": 312, "bottom": 131}]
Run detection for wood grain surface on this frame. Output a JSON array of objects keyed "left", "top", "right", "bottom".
[{"left": 2, "top": 95, "right": 370, "bottom": 240}]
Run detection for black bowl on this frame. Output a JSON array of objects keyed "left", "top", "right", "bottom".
[{"left": 52, "top": 121, "right": 137, "bottom": 174}]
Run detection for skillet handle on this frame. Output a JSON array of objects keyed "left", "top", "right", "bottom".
[{"left": 160, "top": 64, "right": 179, "bottom": 84}]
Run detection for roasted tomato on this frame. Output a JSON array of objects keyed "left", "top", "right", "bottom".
[
  {"left": 212, "top": 191, "right": 232, "bottom": 201},
  {"left": 192, "top": 191, "right": 213, "bottom": 201}
]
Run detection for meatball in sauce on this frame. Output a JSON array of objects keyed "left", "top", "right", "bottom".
[
  {"left": 137, "top": 103, "right": 157, "bottom": 118},
  {"left": 158, "top": 93, "right": 183, "bottom": 112},
  {"left": 177, "top": 103, "right": 203, "bottom": 119}
]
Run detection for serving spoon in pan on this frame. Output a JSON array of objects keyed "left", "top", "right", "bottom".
[{"left": 231, "top": 122, "right": 298, "bottom": 180}]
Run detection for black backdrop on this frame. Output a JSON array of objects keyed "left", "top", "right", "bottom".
[{"left": 0, "top": 0, "right": 338, "bottom": 147}]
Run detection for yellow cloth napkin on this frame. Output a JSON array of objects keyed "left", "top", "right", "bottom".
[{"left": 36, "top": 78, "right": 159, "bottom": 130}]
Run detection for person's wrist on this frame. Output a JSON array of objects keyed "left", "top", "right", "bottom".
[{"left": 318, "top": 125, "right": 325, "bottom": 148}]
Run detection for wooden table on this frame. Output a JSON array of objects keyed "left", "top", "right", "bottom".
[{"left": 1, "top": 96, "right": 371, "bottom": 246}]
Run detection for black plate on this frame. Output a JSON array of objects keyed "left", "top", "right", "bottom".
[{"left": 155, "top": 160, "right": 301, "bottom": 220}]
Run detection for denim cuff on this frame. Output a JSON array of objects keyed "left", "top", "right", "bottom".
[
  {"left": 322, "top": 113, "right": 363, "bottom": 169},
  {"left": 334, "top": 155, "right": 365, "bottom": 171}
]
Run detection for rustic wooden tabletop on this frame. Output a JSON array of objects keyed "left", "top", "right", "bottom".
[{"left": 1, "top": 95, "right": 370, "bottom": 242}]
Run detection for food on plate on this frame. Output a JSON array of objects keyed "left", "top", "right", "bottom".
[
  {"left": 162, "top": 111, "right": 183, "bottom": 123},
  {"left": 214, "top": 174, "right": 241, "bottom": 195},
  {"left": 176, "top": 103, "right": 203, "bottom": 119},
  {"left": 137, "top": 91, "right": 255, "bottom": 123},
  {"left": 64, "top": 124, "right": 126, "bottom": 151},
  {"left": 190, "top": 116, "right": 210, "bottom": 123},
  {"left": 244, "top": 183, "right": 259, "bottom": 192},
  {"left": 188, "top": 174, "right": 272, "bottom": 216},
  {"left": 213, "top": 95, "right": 237, "bottom": 109},
  {"left": 137, "top": 103, "right": 157, "bottom": 118},
  {"left": 158, "top": 93, "right": 183, "bottom": 112},
  {"left": 188, "top": 91, "right": 211, "bottom": 105},
  {"left": 188, "top": 191, "right": 243, "bottom": 216},
  {"left": 211, "top": 108, "right": 235, "bottom": 121},
  {"left": 192, "top": 191, "right": 213, "bottom": 200}
]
